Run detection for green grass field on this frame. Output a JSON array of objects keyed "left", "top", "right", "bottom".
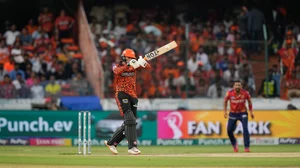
[{"left": 0, "top": 145, "right": 300, "bottom": 168}]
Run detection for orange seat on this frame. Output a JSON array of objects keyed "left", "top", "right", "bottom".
[
  {"left": 23, "top": 45, "right": 35, "bottom": 51},
  {"left": 61, "top": 38, "right": 74, "bottom": 44},
  {"left": 73, "top": 53, "right": 83, "bottom": 59},
  {"left": 67, "top": 45, "right": 79, "bottom": 51}
]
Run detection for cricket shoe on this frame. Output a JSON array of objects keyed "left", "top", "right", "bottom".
[
  {"left": 233, "top": 143, "right": 239, "bottom": 153},
  {"left": 128, "top": 147, "right": 141, "bottom": 155},
  {"left": 104, "top": 140, "right": 118, "bottom": 155},
  {"left": 244, "top": 148, "right": 250, "bottom": 152}
]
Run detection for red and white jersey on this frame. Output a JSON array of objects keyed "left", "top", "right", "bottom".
[{"left": 224, "top": 89, "right": 251, "bottom": 113}]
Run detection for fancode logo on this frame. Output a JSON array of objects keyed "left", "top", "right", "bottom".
[{"left": 145, "top": 50, "right": 159, "bottom": 60}]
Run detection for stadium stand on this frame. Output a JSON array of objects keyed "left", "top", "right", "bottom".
[{"left": 0, "top": 5, "right": 93, "bottom": 102}]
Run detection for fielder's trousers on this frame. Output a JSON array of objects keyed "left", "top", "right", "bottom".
[{"left": 227, "top": 112, "right": 250, "bottom": 148}]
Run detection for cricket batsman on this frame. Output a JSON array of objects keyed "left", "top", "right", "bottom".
[
  {"left": 224, "top": 80, "right": 255, "bottom": 152},
  {"left": 104, "top": 48, "right": 151, "bottom": 155}
]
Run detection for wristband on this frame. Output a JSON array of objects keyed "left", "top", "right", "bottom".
[{"left": 248, "top": 104, "right": 252, "bottom": 111}]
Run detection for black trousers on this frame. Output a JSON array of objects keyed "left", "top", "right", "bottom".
[
  {"left": 227, "top": 112, "right": 250, "bottom": 148},
  {"left": 116, "top": 91, "right": 138, "bottom": 117}
]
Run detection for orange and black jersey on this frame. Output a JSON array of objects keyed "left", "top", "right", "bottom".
[{"left": 112, "top": 62, "right": 151, "bottom": 98}]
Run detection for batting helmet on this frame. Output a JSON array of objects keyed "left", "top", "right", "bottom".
[{"left": 121, "top": 49, "right": 136, "bottom": 59}]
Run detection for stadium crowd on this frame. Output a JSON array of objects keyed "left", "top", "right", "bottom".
[
  {"left": 1, "top": 2, "right": 300, "bottom": 100},
  {"left": 88, "top": 4, "right": 261, "bottom": 98},
  {"left": 0, "top": 6, "right": 91, "bottom": 100},
  {"left": 88, "top": 3, "right": 300, "bottom": 99}
]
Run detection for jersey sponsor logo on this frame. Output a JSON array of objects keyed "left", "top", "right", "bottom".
[
  {"left": 121, "top": 72, "right": 135, "bottom": 77},
  {"left": 231, "top": 96, "right": 235, "bottom": 99},
  {"left": 231, "top": 99, "right": 244, "bottom": 103},
  {"left": 122, "top": 99, "right": 128, "bottom": 103}
]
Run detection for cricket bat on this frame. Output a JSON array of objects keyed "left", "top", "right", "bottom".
[{"left": 144, "top": 41, "right": 178, "bottom": 61}]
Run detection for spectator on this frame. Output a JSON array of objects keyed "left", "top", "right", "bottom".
[
  {"left": 268, "top": 6, "right": 286, "bottom": 45},
  {"left": 32, "top": 54, "right": 43, "bottom": 73},
  {"left": 217, "top": 53, "right": 230, "bottom": 71},
  {"left": 0, "top": 63, "right": 8, "bottom": 81},
  {"left": 4, "top": 56, "right": 15, "bottom": 73},
  {"left": 196, "top": 78, "right": 207, "bottom": 97},
  {"left": 39, "top": 74, "right": 49, "bottom": 88},
  {"left": 164, "top": 73, "right": 178, "bottom": 98},
  {"left": 32, "top": 26, "right": 48, "bottom": 40},
  {"left": 26, "top": 72, "right": 37, "bottom": 88},
  {"left": 34, "top": 32, "right": 51, "bottom": 52},
  {"left": 30, "top": 78, "right": 44, "bottom": 99},
  {"left": 247, "top": 6, "right": 265, "bottom": 52},
  {"left": 53, "top": 62, "right": 67, "bottom": 80},
  {"left": 226, "top": 27, "right": 236, "bottom": 43},
  {"left": 4, "top": 24, "right": 20, "bottom": 46},
  {"left": 19, "top": 54, "right": 32, "bottom": 72},
  {"left": 196, "top": 46, "right": 211, "bottom": 71},
  {"left": 114, "top": 18, "right": 127, "bottom": 40},
  {"left": 272, "top": 64, "right": 281, "bottom": 96},
  {"left": 174, "top": 70, "right": 196, "bottom": 97},
  {"left": 258, "top": 69, "right": 278, "bottom": 97},
  {"left": 12, "top": 73, "right": 30, "bottom": 98},
  {"left": 9, "top": 64, "right": 25, "bottom": 80},
  {"left": 0, "top": 40, "right": 10, "bottom": 63},
  {"left": 209, "top": 69, "right": 226, "bottom": 86},
  {"left": 223, "top": 63, "right": 240, "bottom": 83},
  {"left": 237, "top": 6, "right": 248, "bottom": 40},
  {"left": 282, "top": 31, "right": 298, "bottom": 49},
  {"left": 55, "top": 9, "right": 75, "bottom": 39},
  {"left": 89, "top": 17, "right": 102, "bottom": 36},
  {"left": 38, "top": 62, "right": 50, "bottom": 79},
  {"left": 38, "top": 6, "right": 54, "bottom": 36},
  {"left": 207, "top": 80, "right": 226, "bottom": 98},
  {"left": 215, "top": 24, "right": 227, "bottom": 40},
  {"left": 0, "top": 75, "right": 16, "bottom": 98},
  {"left": 19, "top": 28, "right": 33, "bottom": 45},
  {"left": 242, "top": 78, "right": 255, "bottom": 97},
  {"left": 11, "top": 41, "right": 24, "bottom": 63},
  {"left": 25, "top": 19, "right": 38, "bottom": 35},
  {"left": 187, "top": 53, "right": 199, "bottom": 74},
  {"left": 223, "top": 16, "right": 234, "bottom": 33},
  {"left": 286, "top": 71, "right": 300, "bottom": 99},
  {"left": 45, "top": 75, "right": 61, "bottom": 98},
  {"left": 71, "top": 72, "right": 88, "bottom": 96}
]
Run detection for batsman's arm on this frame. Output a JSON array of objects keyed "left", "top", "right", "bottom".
[
  {"left": 113, "top": 64, "right": 134, "bottom": 75},
  {"left": 144, "top": 63, "right": 151, "bottom": 69}
]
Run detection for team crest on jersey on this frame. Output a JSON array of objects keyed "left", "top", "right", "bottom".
[
  {"left": 231, "top": 96, "right": 235, "bottom": 99},
  {"left": 241, "top": 95, "right": 244, "bottom": 99}
]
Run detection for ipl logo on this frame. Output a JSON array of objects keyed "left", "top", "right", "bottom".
[{"left": 163, "top": 111, "right": 183, "bottom": 139}]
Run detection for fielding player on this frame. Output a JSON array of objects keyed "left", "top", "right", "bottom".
[
  {"left": 104, "top": 49, "right": 151, "bottom": 155},
  {"left": 224, "top": 80, "right": 255, "bottom": 152}
]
